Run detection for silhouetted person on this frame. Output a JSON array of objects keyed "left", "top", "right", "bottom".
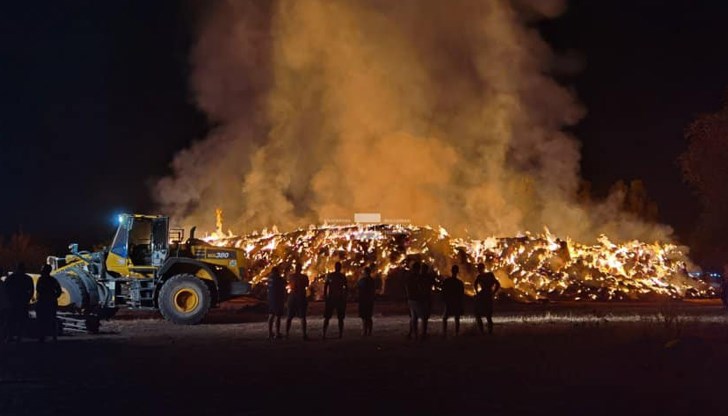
[
  {"left": 357, "top": 266, "right": 376, "bottom": 336},
  {"left": 441, "top": 265, "right": 465, "bottom": 337},
  {"left": 35, "top": 265, "right": 62, "bottom": 342},
  {"left": 286, "top": 263, "right": 309, "bottom": 340},
  {"left": 323, "top": 261, "right": 348, "bottom": 339},
  {"left": 722, "top": 265, "right": 728, "bottom": 307},
  {"left": 0, "top": 268, "right": 9, "bottom": 342},
  {"left": 5, "top": 263, "right": 34, "bottom": 342},
  {"left": 383, "top": 265, "right": 407, "bottom": 298},
  {"left": 405, "top": 261, "right": 422, "bottom": 340},
  {"left": 418, "top": 263, "right": 437, "bottom": 339},
  {"left": 474, "top": 263, "right": 501, "bottom": 335},
  {"left": 267, "top": 266, "right": 286, "bottom": 339}
]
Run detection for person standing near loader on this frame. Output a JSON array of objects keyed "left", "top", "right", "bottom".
[
  {"left": 441, "top": 265, "right": 465, "bottom": 338},
  {"left": 474, "top": 263, "right": 501, "bottom": 335},
  {"left": 0, "top": 267, "right": 10, "bottom": 342},
  {"left": 286, "top": 263, "right": 309, "bottom": 340},
  {"left": 267, "top": 266, "right": 286, "bottom": 339},
  {"left": 323, "top": 262, "right": 348, "bottom": 339},
  {"left": 721, "top": 264, "right": 728, "bottom": 307},
  {"left": 35, "top": 265, "right": 62, "bottom": 342},
  {"left": 357, "top": 266, "right": 376, "bottom": 336},
  {"left": 5, "top": 263, "right": 34, "bottom": 342}
]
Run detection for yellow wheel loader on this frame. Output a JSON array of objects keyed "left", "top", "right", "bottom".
[{"left": 47, "top": 214, "right": 250, "bottom": 330}]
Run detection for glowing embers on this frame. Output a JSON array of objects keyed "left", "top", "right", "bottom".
[{"left": 209, "top": 224, "right": 713, "bottom": 302}]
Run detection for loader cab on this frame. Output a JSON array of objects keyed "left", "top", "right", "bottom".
[{"left": 107, "top": 214, "right": 170, "bottom": 276}]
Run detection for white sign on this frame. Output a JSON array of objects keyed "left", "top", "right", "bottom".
[{"left": 354, "top": 213, "right": 381, "bottom": 223}]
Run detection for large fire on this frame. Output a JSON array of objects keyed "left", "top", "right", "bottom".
[{"left": 202, "top": 218, "right": 713, "bottom": 302}]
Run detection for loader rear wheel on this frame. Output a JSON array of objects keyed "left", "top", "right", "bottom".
[{"left": 158, "top": 274, "right": 211, "bottom": 325}]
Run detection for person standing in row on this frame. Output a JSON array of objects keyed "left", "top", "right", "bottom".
[
  {"left": 286, "top": 263, "right": 309, "bottom": 340},
  {"left": 5, "top": 263, "right": 34, "bottom": 342},
  {"left": 267, "top": 266, "right": 286, "bottom": 339},
  {"left": 323, "top": 262, "right": 347, "bottom": 339},
  {"left": 405, "top": 261, "right": 421, "bottom": 340},
  {"left": 357, "top": 266, "right": 376, "bottom": 336},
  {"left": 0, "top": 267, "right": 9, "bottom": 342},
  {"left": 441, "top": 265, "right": 464, "bottom": 338},
  {"left": 474, "top": 263, "right": 501, "bottom": 335},
  {"left": 35, "top": 265, "right": 62, "bottom": 342},
  {"left": 418, "top": 263, "right": 437, "bottom": 340}
]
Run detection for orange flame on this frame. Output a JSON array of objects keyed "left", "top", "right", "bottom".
[{"left": 202, "top": 221, "right": 713, "bottom": 302}]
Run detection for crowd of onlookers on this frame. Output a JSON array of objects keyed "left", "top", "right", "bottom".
[
  {"left": 266, "top": 260, "right": 501, "bottom": 340},
  {"left": 0, "top": 263, "right": 62, "bottom": 343},
  {"left": 0, "top": 258, "right": 502, "bottom": 343}
]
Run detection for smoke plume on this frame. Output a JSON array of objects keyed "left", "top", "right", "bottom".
[{"left": 156, "top": 0, "right": 673, "bottom": 243}]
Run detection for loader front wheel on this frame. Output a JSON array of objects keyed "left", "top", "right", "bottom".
[{"left": 158, "top": 274, "right": 211, "bottom": 325}]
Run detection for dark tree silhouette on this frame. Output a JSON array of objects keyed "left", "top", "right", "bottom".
[
  {"left": 609, "top": 179, "right": 660, "bottom": 223},
  {"left": 579, "top": 179, "right": 660, "bottom": 223},
  {"left": 0, "top": 233, "right": 49, "bottom": 273},
  {"left": 680, "top": 97, "right": 728, "bottom": 267}
]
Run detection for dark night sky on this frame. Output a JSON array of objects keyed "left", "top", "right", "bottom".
[{"left": 1, "top": 1, "right": 727, "bottom": 248}]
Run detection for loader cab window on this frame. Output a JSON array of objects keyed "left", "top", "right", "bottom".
[
  {"left": 151, "top": 218, "right": 169, "bottom": 252},
  {"left": 150, "top": 217, "right": 169, "bottom": 267},
  {"left": 110, "top": 216, "right": 131, "bottom": 258},
  {"left": 129, "top": 218, "right": 153, "bottom": 266}
]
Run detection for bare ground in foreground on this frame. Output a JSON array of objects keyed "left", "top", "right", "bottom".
[{"left": 1, "top": 299, "right": 727, "bottom": 416}]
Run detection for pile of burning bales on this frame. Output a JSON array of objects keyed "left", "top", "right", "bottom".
[{"left": 206, "top": 224, "right": 714, "bottom": 302}]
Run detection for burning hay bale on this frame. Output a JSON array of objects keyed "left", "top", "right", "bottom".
[{"left": 207, "top": 224, "right": 713, "bottom": 302}]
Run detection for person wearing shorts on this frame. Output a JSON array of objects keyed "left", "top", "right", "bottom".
[
  {"left": 441, "top": 265, "right": 465, "bottom": 337},
  {"left": 323, "top": 262, "right": 348, "bottom": 339},
  {"left": 357, "top": 266, "right": 376, "bottom": 336},
  {"left": 405, "top": 262, "right": 422, "bottom": 340},
  {"left": 286, "top": 263, "right": 309, "bottom": 340},
  {"left": 474, "top": 263, "right": 501, "bottom": 335},
  {"left": 267, "top": 266, "right": 286, "bottom": 339},
  {"left": 418, "top": 263, "right": 438, "bottom": 339}
]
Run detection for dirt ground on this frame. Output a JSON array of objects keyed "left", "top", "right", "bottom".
[{"left": 2, "top": 299, "right": 728, "bottom": 415}]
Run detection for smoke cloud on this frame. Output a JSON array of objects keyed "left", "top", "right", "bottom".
[{"left": 156, "top": 0, "right": 673, "bottom": 243}]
